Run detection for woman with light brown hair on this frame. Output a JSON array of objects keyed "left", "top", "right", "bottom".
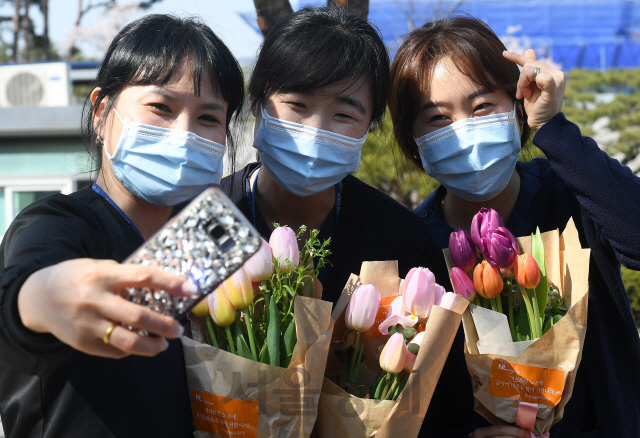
[{"left": 389, "top": 15, "right": 640, "bottom": 438}]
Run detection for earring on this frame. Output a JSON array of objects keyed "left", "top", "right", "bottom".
[{"left": 96, "top": 137, "right": 104, "bottom": 145}]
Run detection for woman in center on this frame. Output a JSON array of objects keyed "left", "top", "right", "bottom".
[{"left": 222, "top": 7, "right": 445, "bottom": 302}]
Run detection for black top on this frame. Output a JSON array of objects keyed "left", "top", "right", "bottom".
[
  {"left": 0, "top": 188, "right": 193, "bottom": 437},
  {"left": 415, "top": 113, "right": 640, "bottom": 438},
  {"left": 220, "top": 164, "right": 448, "bottom": 305}
]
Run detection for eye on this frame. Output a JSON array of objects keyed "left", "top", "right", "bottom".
[
  {"left": 474, "top": 102, "right": 492, "bottom": 112},
  {"left": 429, "top": 114, "right": 449, "bottom": 123},
  {"left": 149, "top": 102, "right": 171, "bottom": 113},
  {"left": 336, "top": 112, "right": 356, "bottom": 121},
  {"left": 287, "top": 102, "right": 306, "bottom": 110},
  {"left": 199, "top": 114, "right": 222, "bottom": 125}
]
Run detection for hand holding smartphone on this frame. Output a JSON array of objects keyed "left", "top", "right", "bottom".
[{"left": 123, "top": 187, "right": 261, "bottom": 321}]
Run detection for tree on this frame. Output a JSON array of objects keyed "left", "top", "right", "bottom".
[
  {"left": 3, "top": 0, "right": 54, "bottom": 62},
  {"left": 252, "top": 0, "right": 369, "bottom": 38}
]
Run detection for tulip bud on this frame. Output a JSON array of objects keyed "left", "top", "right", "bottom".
[
  {"left": 223, "top": 268, "right": 255, "bottom": 310},
  {"left": 437, "top": 291, "right": 458, "bottom": 309},
  {"left": 345, "top": 284, "right": 381, "bottom": 333},
  {"left": 389, "top": 296, "right": 409, "bottom": 317},
  {"left": 191, "top": 297, "right": 209, "bottom": 317},
  {"left": 208, "top": 288, "right": 236, "bottom": 327},
  {"left": 481, "top": 227, "right": 519, "bottom": 269},
  {"left": 269, "top": 227, "right": 300, "bottom": 273},
  {"left": 404, "top": 331, "right": 425, "bottom": 372},
  {"left": 243, "top": 238, "right": 273, "bottom": 282},
  {"left": 471, "top": 208, "right": 505, "bottom": 250},
  {"left": 379, "top": 332, "right": 409, "bottom": 374},
  {"left": 402, "top": 267, "right": 436, "bottom": 318},
  {"left": 473, "top": 260, "right": 503, "bottom": 299},
  {"left": 449, "top": 229, "right": 477, "bottom": 272},
  {"left": 513, "top": 253, "right": 541, "bottom": 289},
  {"left": 451, "top": 267, "right": 477, "bottom": 301}
]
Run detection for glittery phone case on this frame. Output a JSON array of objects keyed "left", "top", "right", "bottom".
[{"left": 123, "top": 187, "right": 261, "bottom": 321}]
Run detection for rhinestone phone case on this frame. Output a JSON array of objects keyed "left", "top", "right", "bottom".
[{"left": 123, "top": 187, "right": 262, "bottom": 320}]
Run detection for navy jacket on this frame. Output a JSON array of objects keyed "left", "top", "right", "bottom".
[{"left": 414, "top": 113, "right": 640, "bottom": 437}]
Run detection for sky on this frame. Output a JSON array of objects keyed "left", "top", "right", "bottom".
[{"left": 3, "top": 0, "right": 302, "bottom": 64}]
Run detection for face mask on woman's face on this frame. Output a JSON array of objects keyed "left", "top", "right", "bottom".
[
  {"left": 252, "top": 107, "right": 368, "bottom": 197},
  {"left": 414, "top": 103, "right": 521, "bottom": 202},
  {"left": 105, "top": 108, "right": 226, "bottom": 206}
]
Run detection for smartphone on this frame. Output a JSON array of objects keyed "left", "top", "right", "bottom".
[{"left": 123, "top": 187, "right": 261, "bottom": 321}]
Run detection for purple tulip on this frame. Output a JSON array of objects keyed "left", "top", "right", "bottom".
[
  {"left": 470, "top": 208, "right": 504, "bottom": 250},
  {"left": 481, "top": 227, "right": 519, "bottom": 269},
  {"left": 345, "top": 284, "right": 382, "bottom": 333},
  {"left": 450, "top": 267, "right": 477, "bottom": 302},
  {"left": 449, "top": 229, "right": 477, "bottom": 272}
]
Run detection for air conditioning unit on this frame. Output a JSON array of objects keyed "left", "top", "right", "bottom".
[{"left": 0, "top": 62, "right": 71, "bottom": 108}]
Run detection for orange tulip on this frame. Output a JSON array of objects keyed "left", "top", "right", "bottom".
[
  {"left": 513, "top": 253, "right": 541, "bottom": 289},
  {"left": 473, "top": 260, "right": 503, "bottom": 298}
]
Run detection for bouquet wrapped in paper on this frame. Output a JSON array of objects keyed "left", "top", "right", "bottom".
[
  {"left": 181, "top": 226, "right": 334, "bottom": 438},
  {"left": 444, "top": 210, "right": 590, "bottom": 436},
  {"left": 314, "top": 260, "right": 469, "bottom": 438}
]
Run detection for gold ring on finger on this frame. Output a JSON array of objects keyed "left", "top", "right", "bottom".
[
  {"left": 533, "top": 66, "right": 541, "bottom": 82},
  {"left": 103, "top": 323, "right": 117, "bottom": 345}
]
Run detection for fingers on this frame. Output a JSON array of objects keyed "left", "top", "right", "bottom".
[
  {"left": 100, "top": 295, "right": 184, "bottom": 339},
  {"left": 523, "top": 48, "right": 537, "bottom": 61},
  {"left": 101, "top": 322, "right": 171, "bottom": 357},
  {"left": 93, "top": 260, "right": 197, "bottom": 298}
]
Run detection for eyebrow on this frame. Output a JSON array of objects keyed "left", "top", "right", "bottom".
[
  {"left": 335, "top": 95, "right": 367, "bottom": 116},
  {"left": 419, "top": 88, "right": 495, "bottom": 112},
  {"left": 148, "top": 88, "right": 225, "bottom": 112}
]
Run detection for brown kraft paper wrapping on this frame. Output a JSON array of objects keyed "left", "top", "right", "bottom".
[
  {"left": 315, "top": 260, "right": 468, "bottom": 438},
  {"left": 181, "top": 295, "right": 334, "bottom": 438},
  {"left": 445, "top": 218, "right": 590, "bottom": 435}
]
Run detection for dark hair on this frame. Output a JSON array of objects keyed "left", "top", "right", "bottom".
[
  {"left": 83, "top": 14, "right": 245, "bottom": 171},
  {"left": 248, "top": 7, "right": 390, "bottom": 129},
  {"left": 389, "top": 15, "right": 531, "bottom": 169}
]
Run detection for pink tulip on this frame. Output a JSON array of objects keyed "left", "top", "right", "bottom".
[
  {"left": 434, "top": 284, "right": 446, "bottom": 308},
  {"left": 379, "top": 332, "right": 409, "bottom": 374},
  {"left": 269, "top": 227, "right": 300, "bottom": 273},
  {"left": 437, "top": 292, "right": 458, "bottom": 309},
  {"left": 450, "top": 267, "right": 477, "bottom": 301},
  {"left": 402, "top": 267, "right": 436, "bottom": 318},
  {"left": 378, "top": 314, "right": 419, "bottom": 336},
  {"left": 449, "top": 229, "right": 477, "bottom": 272},
  {"left": 404, "top": 331, "right": 426, "bottom": 372},
  {"left": 222, "top": 268, "right": 255, "bottom": 310},
  {"left": 243, "top": 238, "right": 273, "bottom": 282},
  {"left": 471, "top": 208, "right": 504, "bottom": 250},
  {"left": 345, "top": 284, "right": 381, "bottom": 333},
  {"left": 389, "top": 296, "right": 409, "bottom": 317}
]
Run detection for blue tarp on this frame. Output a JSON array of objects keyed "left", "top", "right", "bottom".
[{"left": 240, "top": 0, "right": 640, "bottom": 70}]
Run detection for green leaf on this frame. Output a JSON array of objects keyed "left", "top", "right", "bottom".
[
  {"left": 403, "top": 327, "right": 416, "bottom": 341},
  {"left": 233, "top": 320, "right": 255, "bottom": 361},
  {"left": 531, "top": 227, "right": 549, "bottom": 318},
  {"left": 259, "top": 341, "right": 269, "bottom": 364},
  {"left": 334, "top": 345, "right": 347, "bottom": 363},
  {"left": 515, "top": 301, "right": 532, "bottom": 340},
  {"left": 266, "top": 293, "right": 280, "bottom": 367},
  {"left": 280, "top": 314, "right": 297, "bottom": 368},
  {"left": 370, "top": 371, "right": 385, "bottom": 399},
  {"left": 374, "top": 372, "right": 387, "bottom": 399},
  {"left": 408, "top": 343, "right": 420, "bottom": 355}
]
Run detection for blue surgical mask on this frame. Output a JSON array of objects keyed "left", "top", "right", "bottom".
[
  {"left": 253, "top": 107, "right": 368, "bottom": 197},
  {"left": 105, "top": 109, "right": 226, "bottom": 206},
  {"left": 414, "top": 104, "right": 521, "bottom": 202}
]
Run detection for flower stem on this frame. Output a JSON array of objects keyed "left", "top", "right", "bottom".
[
  {"left": 224, "top": 325, "right": 236, "bottom": 355},
  {"left": 205, "top": 315, "right": 219, "bottom": 348},
  {"left": 385, "top": 373, "right": 402, "bottom": 400},
  {"left": 529, "top": 288, "right": 542, "bottom": 338},
  {"left": 495, "top": 292, "right": 503, "bottom": 314},
  {"left": 473, "top": 294, "right": 481, "bottom": 307},
  {"left": 242, "top": 307, "right": 259, "bottom": 361},
  {"left": 520, "top": 287, "right": 538, "bottom": 339},
  {"left": 507, "top": 279, "right": 516, "bottom": 341},
  {"left": 490, "top": 298, "right": 498, "bottom": 312},
  {"left": 350, "top": 331, "right": 361, "bottom": 381},
  {"left": 380, "top": 372, "right": 392, "bottom": 400}
]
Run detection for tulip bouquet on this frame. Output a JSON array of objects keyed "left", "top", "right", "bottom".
[
  {"left": 315, "top": 261, "right": 469, "bottom": 438},
  {"left": 448, "top": 208, "right": 566, "bottom": 343},
  {"left": 180, "top": 226, "right": 335, "bottom": 438},
  {"left": 444, "top": 213, "right": 591, "bottom": 436}
]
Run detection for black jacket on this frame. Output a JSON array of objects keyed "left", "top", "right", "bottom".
[
  {"left": 0, "top": 188, "right": 193, "bottom": 437},
  {"left": 221, "top": 164, "right": 448, "bottom": 305},
  {"left": 415, "top": 114, "right": 640, "bottom": 438}
]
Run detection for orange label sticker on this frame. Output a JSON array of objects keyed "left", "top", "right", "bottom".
[
  {"left": 365, "top": 295, "right": 402, "bottom": 338},
  {"left": 192, "top": 389, "right": 259, "bottom": 438},
  {"left": 490, "top": 359, "right": 564, "bottom": 407}
]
